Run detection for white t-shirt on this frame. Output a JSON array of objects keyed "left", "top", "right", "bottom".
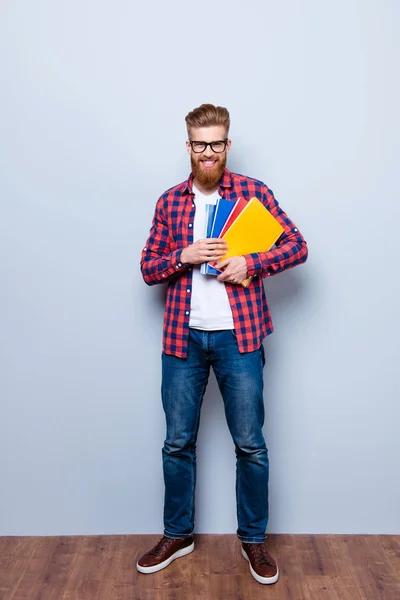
[{"left": 189, "top": 184, "right": 234, "bottom": 330}]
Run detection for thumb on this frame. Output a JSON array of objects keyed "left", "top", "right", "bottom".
[{"left": 216, "top": 258, "right": 231, "bottom": 270}]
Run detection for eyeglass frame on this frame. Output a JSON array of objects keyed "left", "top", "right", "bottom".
[{"left": 189, "top": 139, "right": 229, "bottom": 153}]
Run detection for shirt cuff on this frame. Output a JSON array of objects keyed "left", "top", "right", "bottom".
[
  {"left": 159, "top": 249, "right": 187, "bottom": 279},
  {"left": 244, "top": 253, "right": 262, "bottom": 277}
]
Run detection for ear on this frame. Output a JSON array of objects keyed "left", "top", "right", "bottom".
[
  {"left": 186, "top": 140, "right": 191, "bottom": 155},
  {"left": 226, "top": 139, "right": 232, "bottom": 154}
]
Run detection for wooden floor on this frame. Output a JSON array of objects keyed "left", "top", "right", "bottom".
[{"left": 0, "top": 534, "right": 399, "bottom": 599}]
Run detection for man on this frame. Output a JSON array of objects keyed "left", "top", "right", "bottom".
[{"left": 137, "top": 104, "right": 308, "bottom": 585}]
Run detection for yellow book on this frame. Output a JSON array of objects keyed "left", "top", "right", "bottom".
[{"left": 217, "top": 197, "right": 284, "bottom": 287}]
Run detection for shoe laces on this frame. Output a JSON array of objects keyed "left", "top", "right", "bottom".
[
  {"left": 149, "top": 536, "right": 176, "bottom": 557},
  {"left": 247, "top": 543, "right": 275, "bottom": 567}
]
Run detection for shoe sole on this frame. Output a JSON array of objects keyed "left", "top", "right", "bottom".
[
  {"left": 136, "top": 541, "right": 195, "bottom": 574},
  {"left": 241, "top": 547, "right": 279, "bottom": 585}
]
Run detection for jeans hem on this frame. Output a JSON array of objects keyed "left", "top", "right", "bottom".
[
  {"left": 238, "top": 535, "right": 267, "bottom": 544},
  {"left": 164, "top": 529, "right": 194, "bottom": 540}
]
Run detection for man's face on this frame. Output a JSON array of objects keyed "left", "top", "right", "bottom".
[{"left": 186, "top": 125, "right": 231, "bottom": 188}]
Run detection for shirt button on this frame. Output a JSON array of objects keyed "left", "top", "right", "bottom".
[
  {"left": 162, "top": 273, "right": 166, "bottom": 277},
  {"left": 187, "top": 289, "right": 190, "bottom": 293},
  {"left": 189, "top": 223, "right": 193, "bottom": 228},
  {"left": 185, "top": 311, "right": 189, "bottom": 315},
  {"left": 192, "top": 203, "right": 195, "bottom": 207},
  {"left": 294, "top": 228, "right": 298, "bottom": 232},
  {"left": 178, "top": 262, "right": 182, "bottom": 267}
]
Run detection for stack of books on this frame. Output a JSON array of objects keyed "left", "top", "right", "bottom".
[{"left": 201, "top": 197, "right": 284, "bottom": 287}]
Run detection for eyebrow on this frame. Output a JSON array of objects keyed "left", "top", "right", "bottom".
[{"left": 190, "top": 139, "right": 227, "bottom": 142}]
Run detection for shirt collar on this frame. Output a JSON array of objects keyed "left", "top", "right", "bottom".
[{"left": 183, "top": 168, "right": 233, "bottom": 195}]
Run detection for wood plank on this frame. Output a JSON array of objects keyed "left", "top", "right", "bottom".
[
  {"left": 62, "top": 536, "right": 122, "bottom": 600},
  {"left": 270, "top": 534, "right": 311, "bottom": 600},
  {"left": 113, "top": 534, "right": 139, "bottom": 589},
  {"left": 207, "top": 533, "right": 240, "bottom": 575},
  {"left": 209, "top": 573, "right": 246, "bottom": 600},
  {"left": 298, "top": 535, "right": 334, "bottom": 577},
  {"left": 8, "top": 537, "right": 58, "bottom": 600},
  {"left": 306, "top": 575, "right": 361, "bottom": 600},
  {"left": 0, "top": 556, "right": 29, "bottom": 600},
  {"left": 377, "top": 534, "right": 400, "bottom": 574},
  {"left": 181, "top": 534, "right": 209, "bottom": 598},
  {"left": 0, "top": 538, "right": 36, "bottom": 559}
]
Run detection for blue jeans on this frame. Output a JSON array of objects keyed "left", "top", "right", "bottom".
[{"left": 161, "top": 328, "right": 269, "bottom": 543}]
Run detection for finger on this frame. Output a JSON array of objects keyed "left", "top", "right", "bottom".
[
  {"left": 204, "top": 241, "right": 228, "bottom": 249},
  {"left": 217, "top": 270, "right": 232, "bottom": 282},
  {"left": 223, "top": 277, "right": 239, "bottom": 285},
  {"left": 205, "top": 247, "right": 228, "bottom": 257},
  {"left": 205, "top": 246, "right": 228, "bottom": 255},
  {"left": 216, "top": 259, "right": 231, "bottom": 269},
  {"left": 201, "top": 241, "right": 227, "bottom": 250},
  {"left": 205, "top": 247, "right": 228, "bottom": 254},
  {"left": 206, "top": 238, "right": 227, "bottom": 244},
  {"left": 203, "top": 251, "right": 228, "bottom": 263}
]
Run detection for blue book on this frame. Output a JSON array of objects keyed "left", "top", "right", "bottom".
[
  {"left": 200, "top": 203, "right": 217, "bottom": 274},
  {"left": 204, "top": 198, "right": 235, "bottom": 275},
  {"left": 210, "top": 198, "right": 235, "bottom": 238}
]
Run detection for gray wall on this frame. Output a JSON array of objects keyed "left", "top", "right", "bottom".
[{"left": 1, "top": 0, "right": 399, "bottom": 536}]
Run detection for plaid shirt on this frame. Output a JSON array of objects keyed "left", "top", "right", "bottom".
[{"left": 141, "top": 168, "right": 308, "bottom": 358}]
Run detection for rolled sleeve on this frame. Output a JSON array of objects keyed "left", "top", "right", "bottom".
[{"left": 244, "top": 253, "right": 262, "bottom": 277}]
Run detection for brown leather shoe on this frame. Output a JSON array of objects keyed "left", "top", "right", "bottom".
[
  {"left": 136, "top": 535, "right": 194, "bottom": 574},
  {"left": 242, "top": 542, "right": 279, "bottom": 584}
]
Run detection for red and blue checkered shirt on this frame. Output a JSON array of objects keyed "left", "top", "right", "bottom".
[{"left": 141, "top": 168, "right": 308, "bottom": 358}]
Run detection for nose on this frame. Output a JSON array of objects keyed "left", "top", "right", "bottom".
[{"left": 203, "top": 145, "right": 214, "bottom": 158}]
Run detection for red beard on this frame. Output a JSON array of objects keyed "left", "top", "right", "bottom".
[{"left": 191, "top": 153, "right": 227, "bottom": 188}]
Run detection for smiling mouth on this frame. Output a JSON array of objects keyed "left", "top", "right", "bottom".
[{"left": 201, "top": 160, "right": 217, "bottom": 168}]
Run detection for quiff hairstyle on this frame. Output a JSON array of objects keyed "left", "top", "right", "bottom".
[{"left": 185, "top": 103, "right": 230, "bottom": 136}]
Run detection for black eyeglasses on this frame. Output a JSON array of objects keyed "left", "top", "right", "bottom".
[{"left": 189, "top": 140, "right": 228, "bottom": 153}]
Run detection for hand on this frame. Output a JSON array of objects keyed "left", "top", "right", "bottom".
[
  {"left": 217, "top": 256, "right": 248, "bottom": 285},
  {"left": 181, "top": 238, "right": 228, "bottom": 265}
]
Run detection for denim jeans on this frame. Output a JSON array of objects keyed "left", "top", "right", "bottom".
[{"left": 161, "top": 328, "right": 269, "bottom": 543}]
